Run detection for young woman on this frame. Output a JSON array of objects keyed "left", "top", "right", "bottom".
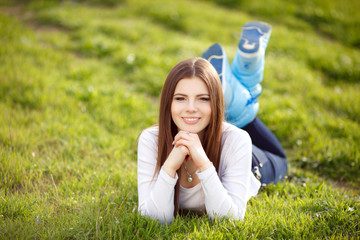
[{"left": 137, "top": 22, "right": 287, "bottom": 224}]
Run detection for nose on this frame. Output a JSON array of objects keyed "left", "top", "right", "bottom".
[{"left": 186, "top": 100, "right": 197, "bottom": 112}]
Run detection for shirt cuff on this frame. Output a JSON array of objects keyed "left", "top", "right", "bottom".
[
  {"left": 159, "top": 168, "right": 178, "bottom": 186},
  {"left": 196, "top": 164, "right": 216, "bottom": 182}
]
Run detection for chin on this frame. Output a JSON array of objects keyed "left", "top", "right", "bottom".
[{"left": 181, "top": 126, "right": 204, "bottom": 134}]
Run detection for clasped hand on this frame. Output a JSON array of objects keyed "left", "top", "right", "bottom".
[{"left": 162, "top": 131, "right": 212, "bottom": 178}]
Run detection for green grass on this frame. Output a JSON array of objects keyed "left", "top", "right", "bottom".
[{"left": 0, "top": 0, "right": 359, "bottom": 239}]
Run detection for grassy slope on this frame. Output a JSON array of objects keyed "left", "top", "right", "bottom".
[{"left": 0, "top": 0, "right": 359, "bottom": 239}]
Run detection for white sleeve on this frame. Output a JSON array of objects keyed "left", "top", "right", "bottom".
[
  {"left": 137, "top": 129, "right": 177, "bottom": 224},
  {"left": 197, "top": 130, "right": 257, "bottom": 221}
]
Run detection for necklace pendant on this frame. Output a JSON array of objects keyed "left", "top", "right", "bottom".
[{"left": 188, "top": 176, "right": 193, "bottom": 182}]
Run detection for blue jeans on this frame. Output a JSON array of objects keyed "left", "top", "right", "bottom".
[{"left": 242, "top": 117, "right": 287, "bottom": 185}]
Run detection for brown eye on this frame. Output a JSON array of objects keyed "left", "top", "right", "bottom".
[{"left": 174, "top": 97, "right": 185, "bottom": 101}]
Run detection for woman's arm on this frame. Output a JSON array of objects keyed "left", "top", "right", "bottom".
[
  {"left": 197, "top": 128, "right": 259, "bottom": 220},
  {"left": 137, "top": 129, "right": 177, "bottom": 224}
]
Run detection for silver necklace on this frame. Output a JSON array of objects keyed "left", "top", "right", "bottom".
[{"left": 184, "top": 163, "right": 196, "bottom": 182}]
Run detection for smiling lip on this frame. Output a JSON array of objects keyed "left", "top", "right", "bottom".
[{"left": 182, "top": 117, "right": 200, "bottom": 125}]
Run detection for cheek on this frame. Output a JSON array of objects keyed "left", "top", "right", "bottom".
[
  {"left": 205, "top": 104, "right": 212, "bottom": 117},
  {"left": 170, "top": 102, "right": 177, "bottom": 119},
  {"left": 205, "top": 105, "right": 212, "bottom": 125}
]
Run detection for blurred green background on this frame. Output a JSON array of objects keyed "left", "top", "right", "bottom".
[{"left": 0, "top": 0, "right": 359, "bottom": 239}]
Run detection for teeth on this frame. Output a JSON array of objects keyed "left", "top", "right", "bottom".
[{"left": 184, "top": 118, "right": 198, "bottom": 121}]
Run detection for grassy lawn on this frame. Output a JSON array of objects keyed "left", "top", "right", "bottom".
[{"left": 0, "top": 0, "right": 359, "bottom": 239}]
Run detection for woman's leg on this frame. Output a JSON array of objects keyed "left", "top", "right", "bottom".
[
  {"left": 243, "top": 117, "right": 287, "bottom": 184},
  {"left": 202, "top": 21, "right": 287, "bottom": 184},
  {"left": 202, "top": 43, "right": 258, "bottom": 128},
  {"left": 230, "top": 21, "right": 287, "bottom": 184},
  {"left": 231, "top": 21, "right": 272, "bottom": 100},
  {"left": 243, "top": 117, "right": 286, "bottom": 158}
]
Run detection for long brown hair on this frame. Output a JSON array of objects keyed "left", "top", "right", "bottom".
[{"left": 156, "top": 57, "right": 224, "bottom": 217}]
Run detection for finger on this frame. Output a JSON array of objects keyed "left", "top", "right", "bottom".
[
  {"left": 175, "top": 144, "right": 189, "bottom": 156},
  {"left": 173, "top": 131, "right": 194, "bottom": 144},
  {"left": 174, "top": 139, "right": 192, "bottom": 149},
  {"left": 179, "top": 130, "right": 193, "bottom": 136}
]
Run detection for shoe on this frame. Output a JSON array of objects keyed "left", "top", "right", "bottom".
[
  {"left": 231, "top": 21, "right": 272, "bottom": 100},
  {"left": 202, "top": 43, "right": 233, "bottom": 106},
  {"left": 238, "top": 21, "right": 272, "bottom": 57},
  {"left": 202, "top": 43, "right": 254, "bottom": 125}
]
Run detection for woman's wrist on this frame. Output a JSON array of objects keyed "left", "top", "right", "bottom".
[
  {"left": 198, "top": 160, "right": 212, "bottom": 172},
  {"left": 162, "top": 162, "right": 177, "bottom": 178}
]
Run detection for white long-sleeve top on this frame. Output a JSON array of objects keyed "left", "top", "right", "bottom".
[{"left": 137, "top": 122, "right": 261, "bottom": 224}]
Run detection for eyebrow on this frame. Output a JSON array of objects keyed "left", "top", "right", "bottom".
[{"left": 173, "top": 93, "right": 210, "bottom": 97}]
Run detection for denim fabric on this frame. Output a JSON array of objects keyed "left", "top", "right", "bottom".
[{"left": 242, "top": 117, "right": 287, "bottom": 184}]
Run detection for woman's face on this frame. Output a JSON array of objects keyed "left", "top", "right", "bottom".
[{"left": 171, "top": 77, "right": 211, "bottom": 135}]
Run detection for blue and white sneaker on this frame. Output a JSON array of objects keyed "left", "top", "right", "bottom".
[
  {"left": 231, "top": 21, "right": 272, "bottom": 100},
  {"left": 202, "top": 43, "right": 254, "bottom": 127},
  {"left": 202, "top": 43, "right": 233, "bottom": 106},
  {"left": 238, "top": 21, "right": 272, "bottom": 57}
]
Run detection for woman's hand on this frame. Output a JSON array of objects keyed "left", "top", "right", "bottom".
[
  {"left": 162, "top": 142, "right": 189, "bottom": 178},
  {"left": 173, "top": 131, "right": 212, "bottom": 172}
]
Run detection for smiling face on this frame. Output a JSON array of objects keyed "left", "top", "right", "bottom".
[{"left": 171, "top": 77, "right": 211, "bottom": 135}]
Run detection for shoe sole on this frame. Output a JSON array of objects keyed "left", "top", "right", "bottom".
[
  {"left": 201, "top": 43, "right": 226, "bottom": 83},
  {"left": 238, "top": 21, "right": 272, "bottom": 54}
]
